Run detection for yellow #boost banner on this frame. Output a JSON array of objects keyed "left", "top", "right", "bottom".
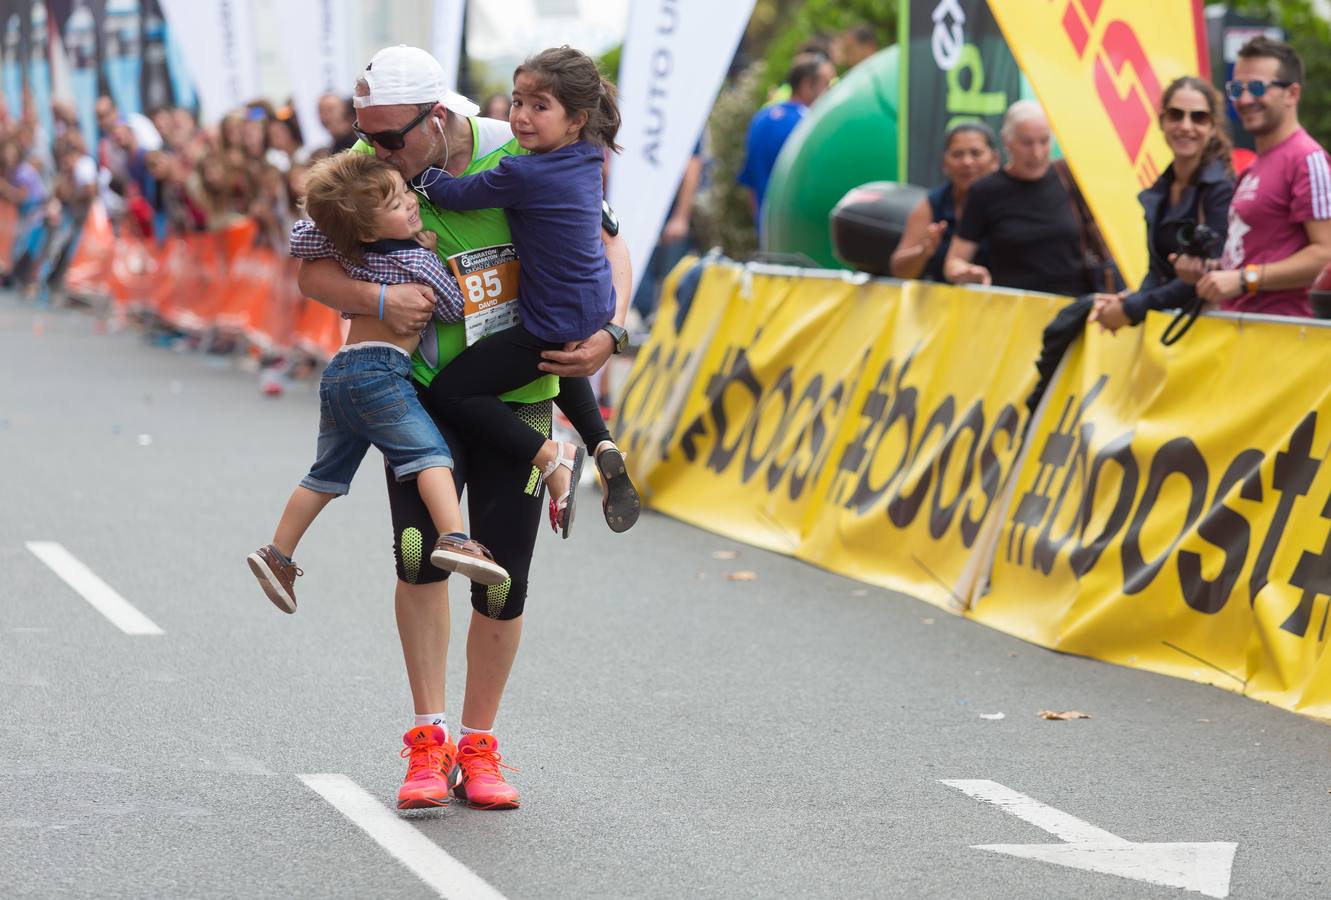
[
  {"left": 977, "top": 314, "right": 1331, "bottom": 717},
  {"left": 615, "top": 263, "right": 1065, "bottom": 608},
  {"left": 987, "top": 0, "right": 1209, "bottom": 289}
]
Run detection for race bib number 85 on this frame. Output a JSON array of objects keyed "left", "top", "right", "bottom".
[{"left": 447, "top": 243, "right": 521, "bottom": 345}]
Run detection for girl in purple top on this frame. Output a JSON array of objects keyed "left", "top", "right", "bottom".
[{"left": 414, "top": 46, "right": 639, "bottom": 539}]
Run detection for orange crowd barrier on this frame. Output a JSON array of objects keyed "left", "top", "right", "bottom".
[
  {"left": 0, "top": 201, "right": 19, "bottom": 273},
  {"left": 49, "top": 201, "right": 347, "bottom": 360}
]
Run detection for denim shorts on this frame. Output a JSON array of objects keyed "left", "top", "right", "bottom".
[{"left": 300, "top": 345, "right": 453, "bottom": 496}]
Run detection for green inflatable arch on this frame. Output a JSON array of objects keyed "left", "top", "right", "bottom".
[{"left": 761, "top": 45, "right": 900, "bottom": 270}]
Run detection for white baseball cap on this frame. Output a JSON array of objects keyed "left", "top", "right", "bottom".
[{"left": 353, "top": 45, "right": 480, "bottom": 117}]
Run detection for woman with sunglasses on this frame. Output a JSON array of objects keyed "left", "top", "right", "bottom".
[{"left": 1089, "top": 77, "right": 1233, "bottom": 332}]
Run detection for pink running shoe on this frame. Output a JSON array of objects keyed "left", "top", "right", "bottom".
[
  {"left": 397, "top": 725, "right": 456, "bottom": 810},
  {"left": 451, "top": 733, "right": 520, "bottom": 810}
]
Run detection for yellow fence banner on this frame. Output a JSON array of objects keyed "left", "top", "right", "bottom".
[
  {"left": 987, "top": 0, "right": 1209, "bottom": 290},
  {"left": 615, "top": 262, "right": 1065, "bottom": 609},
  {"left": 975, "top": 313, "right": 1331, "bottom": 717}
]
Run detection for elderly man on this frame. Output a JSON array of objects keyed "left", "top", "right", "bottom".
[{"left": 296, "top": 45, "right": 631, "bottom": 811}]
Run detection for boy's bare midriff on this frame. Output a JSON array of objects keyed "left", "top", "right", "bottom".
[{"left": 345, "top": 315, "right": 422, "bottom": 355}]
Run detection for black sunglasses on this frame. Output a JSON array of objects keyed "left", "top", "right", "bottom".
[
  {"left": 1163, "top": 107, "right": 1212, "bottom": 125},
  {"left": 353, "top": 105, "right": 433, "bottom": 151},
  {"left": 1225, "top": 79, "right": 1293, "bottom": 100}
]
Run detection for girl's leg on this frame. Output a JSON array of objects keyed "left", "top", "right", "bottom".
[
  {"left": 424, "top": 328, "right": 580, "bottom": 514},
  {"left": 553, "top": 376, "right": 612, "bottom": 450},
  {"left": 271, "top": 486, "right": 336, "bottom": 557}
]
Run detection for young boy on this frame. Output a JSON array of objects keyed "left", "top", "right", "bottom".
[{"left": 247, "top": 153, "right": 506, "bottom": 613}]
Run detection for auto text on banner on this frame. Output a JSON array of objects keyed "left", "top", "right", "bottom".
[
  {"left": 974, "top": 314, "right": 1331, "bottom": 719},
  {"left": 157, "top": 0, "right": 259, "bottom": 125},
  {"left": 986, "top": 0, "right": 1210, "bottom": 291},
  {"left": 276, "top": 0, "right": 353, "bottom": 150},
  {"left": 900, "top": 0, "right": 1021, "bottom": 187},
  {"left": 608, "top": 0, "right": 756, "bottom": 297}
]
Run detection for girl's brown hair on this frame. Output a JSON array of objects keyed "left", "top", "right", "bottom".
[
  {"left": 515, "top": 46, "right": 621, "bottom": 152},
  {"left": 1160, "top": 76, "right": 1234, "bottom": 181},
  {"left": 301, "top": 153, "right": 401, "bottom": 264}
]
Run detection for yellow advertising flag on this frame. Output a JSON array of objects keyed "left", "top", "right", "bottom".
[{"left": 987, "top": 0, "right": 1210, "bottom": 290}]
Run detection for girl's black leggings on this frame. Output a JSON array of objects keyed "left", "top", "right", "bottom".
[{"left": 423, "top": 324, "right": 612, "bottom": 463}]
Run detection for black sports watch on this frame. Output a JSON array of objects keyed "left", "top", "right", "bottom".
[
  {"left": 602, "top": 322, "right": 628, "bottom": 354},
  {"left": 601, "top": 200, "right": 620, "bottom": 236}
]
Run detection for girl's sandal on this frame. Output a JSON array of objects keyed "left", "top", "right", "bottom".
[
  {"left": 540, "top": 442, "right": 585, "bottom": 539},
  {"left": 594, "top": 441, "right": 640, "bottom": 533}
]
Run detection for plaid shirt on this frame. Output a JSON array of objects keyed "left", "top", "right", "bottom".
[{"left": 288, "top": 219, "right": 465, "bottom": 323}]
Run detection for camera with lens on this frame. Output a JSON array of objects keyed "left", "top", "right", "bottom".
[{"left": 1175, "top": 220, "right": 1222, "bottom": 259}]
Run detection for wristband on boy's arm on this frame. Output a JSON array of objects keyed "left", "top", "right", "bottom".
[{"left": 378, "top": 283, "right": 386, "bottom": 320}]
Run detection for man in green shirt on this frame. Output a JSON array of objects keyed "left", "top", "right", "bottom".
[{"left": 297, "top": 45, "right": 631, "bottom": 811}]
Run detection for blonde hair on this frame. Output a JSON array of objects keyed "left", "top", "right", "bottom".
[{"left": 300, "top": 153, "right": 400, "bottom": 264}]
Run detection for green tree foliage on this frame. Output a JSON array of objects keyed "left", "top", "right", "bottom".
[{"left": 1232, "top": 0, "right": 1331, "bottom": 148}]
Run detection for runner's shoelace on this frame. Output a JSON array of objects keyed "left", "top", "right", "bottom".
[
  {"left": 458, "top": 745, "right": 518, "bottom": 779},
  {"left": 401, "top": 742, "right": 448, "bottom": 776}
]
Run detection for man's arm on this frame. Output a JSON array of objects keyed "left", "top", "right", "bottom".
[
  {"left": 1196, "top": 220, "right": 1331, "bottom": 302},
  {"left": 1256, "top": 219, "right": 1331, "bottom": 290},
  {"left": 297, "top": 258, "right": 434, "bottom": 337},
  {"left": 537, "top": 228, "right": 631, "bottom": 376}
]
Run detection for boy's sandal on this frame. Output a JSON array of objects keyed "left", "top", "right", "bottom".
[
  {"left": 540, "top": 443, "right": 585, "bottom": 539},
  {"left": 594, "top": 441, "right": 641, "bottom": 533}
]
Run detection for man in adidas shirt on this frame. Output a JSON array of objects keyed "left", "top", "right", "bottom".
[{"left": 1178, "top": 36, "right": 1331, "bottom": 317}]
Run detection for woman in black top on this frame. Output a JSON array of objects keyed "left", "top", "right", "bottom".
[
  {"left": 889, "top": 122, "right": 999, "bottom": 281},
  {"left": 1089, "top": 77, "right": 1234, "bottom": 332},
  {"left": 943, "top": 100, "right": 1090, "bottom": 296}
]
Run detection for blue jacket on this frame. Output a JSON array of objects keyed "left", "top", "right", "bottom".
[
  {"left": 414, "top": 139, "right": 615, "bottom": 344},
  {"left": 1123, "top": 158, "right": 1234, "bottom": 323}
]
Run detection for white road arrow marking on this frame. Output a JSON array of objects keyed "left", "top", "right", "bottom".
[{"left": 941, "top": 779, "right": 1236, "bottom": 898}]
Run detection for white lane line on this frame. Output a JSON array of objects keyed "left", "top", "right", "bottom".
[
  {"left": 298, "top": 774, "right": 508, "bottom": 900},
  {"left": 939, "top": 779, "right": 1125, "bottom": 844},
  {"left": 25, "top": 541, "right": 163, "bottom": 636}
]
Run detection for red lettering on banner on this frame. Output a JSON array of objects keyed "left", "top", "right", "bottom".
[{"left": 1061, "top": 1, "right": 1166, "bottom": 165}]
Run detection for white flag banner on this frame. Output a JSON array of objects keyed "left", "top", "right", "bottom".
[
  {"left": 276, "top": 0, "right": 353, "bottom": 149},
  {"left": 158, "top": 0, "right": 259, "bottom": 125},
  {"left": 432, "top": 0, "right": 465, "bottom": 90},
  {"left": 609, "top": 0, "right": 755, "bottom": 295}
]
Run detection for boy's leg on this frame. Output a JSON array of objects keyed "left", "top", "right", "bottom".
[
  {"left": 415, "top": 468, "right": 464, "bottom": 536},
  {"left": 271, "top": 486, "right": 336, "bottom": 558},
  {"left": 249, "top": 376, "right": 363, "bottom": 613}
]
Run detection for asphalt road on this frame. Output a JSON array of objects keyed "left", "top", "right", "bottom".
[{"left": 3, "top": 294, "right": 1330, "bottom": 900}]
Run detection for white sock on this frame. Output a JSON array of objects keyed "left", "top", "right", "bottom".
[
  {"left": 414, "top": 713, "right": 449, "bottom": 740},
  {"left": 460, "top": 724, "right": 493, "bottom": 737}
]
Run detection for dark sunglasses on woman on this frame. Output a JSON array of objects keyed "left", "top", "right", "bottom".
[
  {"left": 352, "top": 105, "right": 434, "bottom": 151},
  {"left": 1225, "top": 79, "right": 1293, "bottom": 100},
  {"left": 1164, "top": 107, "right": 1212, "bottom": 125}
]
